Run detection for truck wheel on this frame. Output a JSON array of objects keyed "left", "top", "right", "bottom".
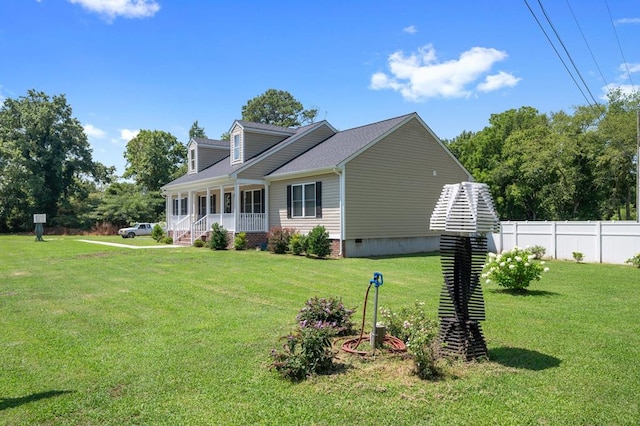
[{"left": 128, "top": 232, "right": 135, "bottom": 238}]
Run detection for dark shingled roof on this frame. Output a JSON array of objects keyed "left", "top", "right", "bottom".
[
  {"left": 163, "top": 120, "right": 331, "bottom": 188},
  {"left": 268, "top": 113, "right": 414, "bottom": 176}
]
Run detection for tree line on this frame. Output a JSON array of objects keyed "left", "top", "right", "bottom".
[
  {"left": 1, "top": 88, "right": 636, "bottom": 233},
  {"left": 446, "top": 89, "right": 638, "bottom": 221}
]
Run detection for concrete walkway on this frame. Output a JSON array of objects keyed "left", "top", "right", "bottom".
[{"left": 77, "top": 240, "right": 185, "bottom": 249}]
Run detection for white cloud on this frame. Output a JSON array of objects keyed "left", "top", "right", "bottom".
[
  {"left": 403, "top": 25, "right": 417, "bottom": 34},
  {"left": 68, "top": 0, "right": 160, "bottom": 20},
  {"left": 370, "top": 44, "right": 519, "bottom": 101},
  {"left": 120, "top": 128, "right": 140, "bottom": 141},
  {"left": 615, "top": 17, "right": 640, "bottom": 25},
  {"left": 600, "top": 62, "right": 640, "bottom": 98},
  {"left": 477, "top": 71, "right": 521, "bottom": 92},
  {"left": 83, "top": 123, "right": 106, "bottom": 138}
]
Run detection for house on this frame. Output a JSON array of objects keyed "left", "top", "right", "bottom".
[{"left": 161, "top": 112, "right": 472, "bottom": 257}]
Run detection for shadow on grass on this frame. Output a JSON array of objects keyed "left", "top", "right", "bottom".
[
  {"left": 487, "top": 288, "right": 561, "bottom": 297},
  {"left": 489, "top": 347, "right": 561, "bottom": 371},
  {"left": 0, "top": 390, "right": 74, "bottom": 410}
]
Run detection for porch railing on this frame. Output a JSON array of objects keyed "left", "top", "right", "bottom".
[
  {"left": 238, "top": 213, "right": 266, "bottom": 232},
  {"left": 191, "top": 215, "right": 208, "bottom": 245},
  {"left": 173, "top": 215, "right": 191, "bottom": 243}
]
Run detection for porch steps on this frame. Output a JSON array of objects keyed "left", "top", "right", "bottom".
[{"left": 174, "top": 231, "right": 192, "bottom": 246}]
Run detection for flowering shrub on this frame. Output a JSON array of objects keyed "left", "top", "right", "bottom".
[
  {"left": 296, "top": 296, "right": 355, "bottom": 336},
  {"left": 270, "top": 327, "right": 335, "bottom": 381},
  {"left": 626, "top": 253, "right": 640, "bottom": 268},
  {"left": 271, "top": 296, "right": 352, "bottom": 381},
  {"left": 483, "top": 246, "right": 549, "bottom": 290},
  {"left": 380, "top": 302, "right": 443, "bottom": 379}
]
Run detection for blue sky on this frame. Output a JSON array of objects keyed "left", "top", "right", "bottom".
[{"left": 1, "top": 0, "right": 639, "bottom": 176}]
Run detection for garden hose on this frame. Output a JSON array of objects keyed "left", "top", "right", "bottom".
[{"left": 340, "top": 282, "right": 406, "bottom": 355}]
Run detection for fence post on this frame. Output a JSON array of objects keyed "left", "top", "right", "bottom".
[
  {"left": 551, "top": 221, "right": 557, "bottom": 260},
  {"left": 596, "top": 221, "right": 602, "bottom": 263}
]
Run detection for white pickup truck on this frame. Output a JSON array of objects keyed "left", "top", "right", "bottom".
[{"left": 118, "top": 222, "right": 156, "bottom": 238}]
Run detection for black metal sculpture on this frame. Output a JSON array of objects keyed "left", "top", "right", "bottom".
[{"left": 429, "top": 183, "right": 499, "bottom": 360}]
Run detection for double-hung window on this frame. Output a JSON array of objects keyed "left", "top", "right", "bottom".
[
  {"left": 232, "top": 134, "right": 241, "bottom": 163},
  {"left": 242, "top": 189, "right": 263, "bottom": 214},
  {"left": 287, "top": 182, "right": 322, "bottom": 218},
  {"left": 189, "top": 148, "right": 196, "bottom": 172}
]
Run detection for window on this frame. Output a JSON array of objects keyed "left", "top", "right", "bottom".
[
  {"left": 172, "top": 197, "right": 188, "bottom": 216},
  {"left": 232, "top": 134, "right": 241, "bottom": 163},
  {"left": 242, "top": 189, "right": 264, "bottom": 214},
  {"left": 287, "top": 182, "right": 322, "bottom": 218},
  {"left": 209, "top": 194, "right": 217, "bottom": 214},
  {"left": 224, "top": 192, "right": 233, "bottom": 214},
  {"left": 189, "top": 148, "right": 196, "bottom": 172}
]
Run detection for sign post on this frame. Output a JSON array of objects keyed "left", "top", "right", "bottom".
[{"left": 33, "top": 214, "right": 46, "bottom": 241}]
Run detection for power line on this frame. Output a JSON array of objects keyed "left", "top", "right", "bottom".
[
  {"left": 536, "top": 0, "right": 600, "bottom": 106},
  {"left": 604, "top": 0, "right": 636, "bottom": 91},
  {"left": 523, "top": 0, "right": 594, "bottom": 107},
  {"left": 566, "top": 0, "right": 609, "bottom": 88}
]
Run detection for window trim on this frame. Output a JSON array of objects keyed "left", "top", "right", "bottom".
[
  {"left": 287, "top": 181, "right": 322, "bottom": 219},
  {"left": 189, "top": 147, "right": 196, "bottom": 173},
  {"left": 232, "top": 133, "right": 241, "bottom": 164}
]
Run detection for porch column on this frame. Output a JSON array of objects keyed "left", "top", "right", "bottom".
[
  {"left": 165, "top": 194, "right": 171, "bottom": 229},
  {"left": 234, "top": 182, "right": 240, "bottom": 232},
  {"left": 206, "top": 187, "right": 211, "bottom": 229},
  {"left": 264, "top": 183, "right": 269, "bottom": 232},
  {"left": 219, "top": 185, "right": 224, "bottom": 222},
  {"left": 188, "top": 190, "right": 193, "bottom": 221}
]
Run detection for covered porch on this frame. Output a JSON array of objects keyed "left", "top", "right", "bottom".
[{"left": 164, "top": 180, "right": 268, "bottom": 245}]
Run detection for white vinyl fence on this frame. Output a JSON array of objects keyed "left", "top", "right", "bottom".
[{"left": 488, "top": 221, "right": 640, "bottom": 265}]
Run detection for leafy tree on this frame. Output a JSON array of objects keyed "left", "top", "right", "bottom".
[
  {"left": 189, "top": 120, "right": 207, "bottom": 139},
  {"left": 0, "top": 90, "right": 109, "bottom": 231},
  {"left": 123, "top": 130, "right": 187, "bottom": 191},
  {"left": 241, "top": 89, "right": 318, "bottom": 128},
  {"left": 89, "top": 182, "right": 164, "bottom": 227},
  {"left": 594, "top": 89, "right": 639, "bottom": 220}
]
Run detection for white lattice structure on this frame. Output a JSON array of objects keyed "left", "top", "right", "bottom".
[{"left": 429, "top": 182, "right": 499, "bottom": 234}]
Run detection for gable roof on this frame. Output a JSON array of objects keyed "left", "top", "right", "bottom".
[
  {"left": 231, "top": 120, "right": 297, "bottom": 136},
  {"left": 266, "top": 113, "right": 414, "bottom": 178},
  {"left": 190, "top": 137, "right": 229, "bottom": 148},
  {"left": 162, "top": 120, "right": 333, "bottom": 190}
]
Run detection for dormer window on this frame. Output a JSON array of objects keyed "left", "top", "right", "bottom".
[
  {"left": 189, "top": 147, "right": 196, "bottom": 173},
  {"left": 232, "top": 133, "right": 242, "bottom": 164}
]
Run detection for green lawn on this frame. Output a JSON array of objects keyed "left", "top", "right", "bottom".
[{"left": 1, "top": 235, "right": 639, "bottom": 425}]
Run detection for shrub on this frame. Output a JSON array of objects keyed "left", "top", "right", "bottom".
[
  {"left": 270, "top": 327, "right": 335, "bottom": 381},
  {"left": 267, "top": 227, "right": 294, "bottom": 254},
  {"left": 305, "top": 225, "right": 331, "bottom": 258},
  {"left": 527, "top": 245, "right": 546, "bottom": 260},
  {"left": 289, "top": 232, "right": 307, "bottom": 255},
  {"left": 573, "top": 251, "right": 584, "bottom": 263},
  {"left": 296, "top": 296, "right": 355, "bottom": 336},
  {"left": 208, "top": 223, "right": 228, "bottom": 250},
  {"left": 234, "top": 232, "right": 247, "bottom": 250},
  {"left": 151, "top": 224, "right": 165, "bottom": 242},
  {"left": 162, "top": 236, "right": 173, "bottom": 245},
  {"left": 483, "top": 246, "right": 549, "bottom": 290},
  {"left": 626, "top": 253, "right": 640, "bottom": 268},
  {"left": 380, "top": 302, "right": 442, "bottom": 379},
  {"left": 193, "top": 238, "right": 205, "bottom": 248}
]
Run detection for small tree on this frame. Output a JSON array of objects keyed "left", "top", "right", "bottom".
[
  {"left": 234, "top": 232, "right": 248, "bottom": 250},
  {"left": 305, "top": 225, "right": 331, "bottom": 258},
  {"left": 151, "top": 224, "right": 165, "bottom": 242},
  {"left": 208, "top": 223, "right": 228, "bottom": 250}
]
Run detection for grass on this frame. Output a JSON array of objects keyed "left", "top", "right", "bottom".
[{"left": 1, "top": 235, "right": 639, "bottom": 425}]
